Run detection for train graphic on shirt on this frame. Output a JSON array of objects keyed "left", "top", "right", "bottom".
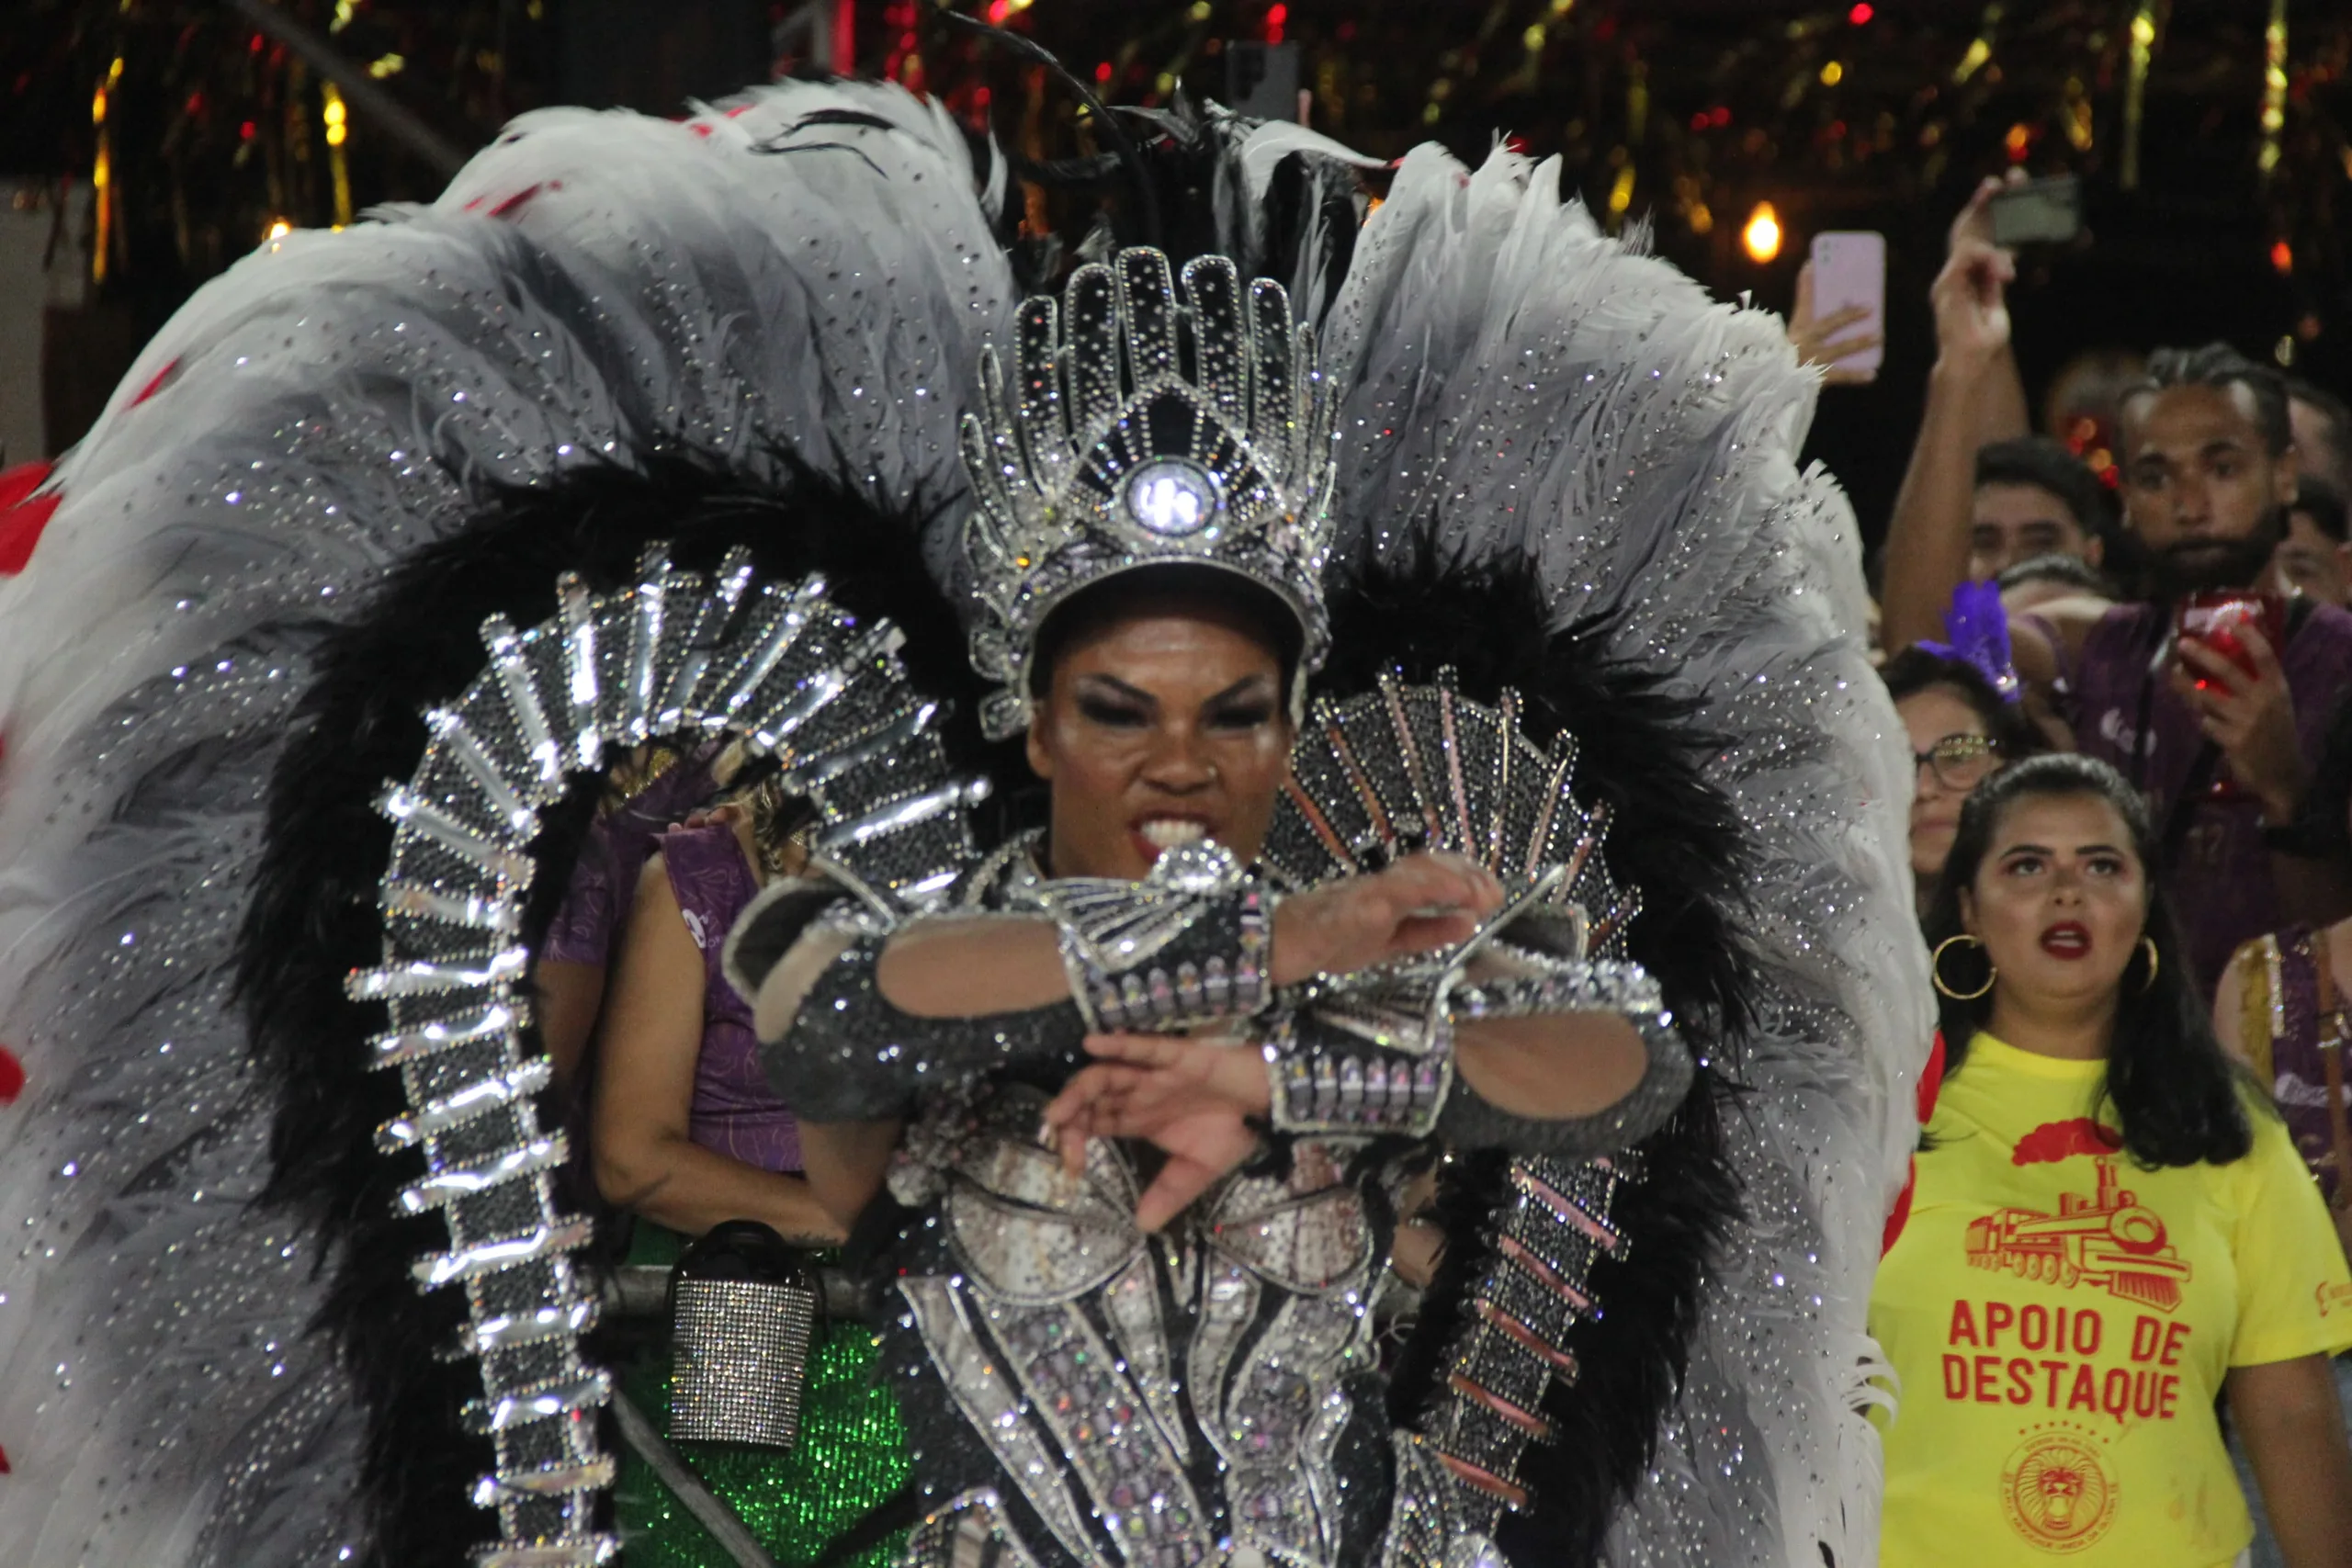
[{"left": 1965, "top": 1157, "right": 2193, "bottom": 1312}]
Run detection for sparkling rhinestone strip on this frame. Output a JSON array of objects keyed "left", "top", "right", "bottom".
[
  {"left": 1419, "top": 1154, "right": 1629, "bottom": 1530},
  {"left": 355, "top": 551, "right": 989, "bottom": 1564},
  {"left": 1259, "top": 673, "right": 1635, "bottom": 962}
]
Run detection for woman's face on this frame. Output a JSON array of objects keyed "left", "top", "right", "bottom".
[
  {"left": 1961, "top": 791, "right": 2146, "bottom": 1012},
  {"left": 1901, "top": 685, "right": 1994, "bottom": 884},
  {"left": 1027, "top": 603, "right": 1296, "bottom": 881}
]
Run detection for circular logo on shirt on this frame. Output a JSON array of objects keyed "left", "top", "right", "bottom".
[{"left": 2001, "top": 1428, "right": 2117, "bottom": 1552}]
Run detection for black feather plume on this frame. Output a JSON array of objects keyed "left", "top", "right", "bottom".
[{"left": 1324, "top": 549, "right": 1750, "bottom": 1564}]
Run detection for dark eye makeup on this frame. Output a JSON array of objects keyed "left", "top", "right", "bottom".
[
  {"left": 1076, "top": 694, "right": 1150, "bottom": 728},
  {"left": 1206, "top": 699, "right": 1276, "bottom": 730}
]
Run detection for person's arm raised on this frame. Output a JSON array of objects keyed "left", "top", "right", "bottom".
[
  {"left": 1880, "top": 234, "right": 2017, "bottom": 652},
  {"left": 1949, "top": 174, "right": 2033, "bottom": 446}
]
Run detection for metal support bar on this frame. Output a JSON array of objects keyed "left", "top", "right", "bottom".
[{"left": 608, "top": 1391, "right": 783, "bottom": 1568}]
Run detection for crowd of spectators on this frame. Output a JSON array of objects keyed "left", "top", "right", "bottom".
[{"left": 1823, "top": 175, "right": 2352, "bottom": 1568}]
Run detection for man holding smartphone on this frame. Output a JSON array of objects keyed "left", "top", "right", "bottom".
[{"left": 1881, "top": 180, "right": 2352, "bottom": 996}]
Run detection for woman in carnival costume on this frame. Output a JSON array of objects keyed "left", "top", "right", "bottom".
[{"left": 0, "top": 69, "right": 1924, "bottom": 1568}]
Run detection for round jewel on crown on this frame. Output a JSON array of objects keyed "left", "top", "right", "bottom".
[{"left": 1125, "top": 458, "right": 1223, "bottom": 538}]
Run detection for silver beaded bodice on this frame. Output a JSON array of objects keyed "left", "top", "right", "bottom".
[{"left": 891, "top": 1084, "right": 1390, "bottom": 1568}]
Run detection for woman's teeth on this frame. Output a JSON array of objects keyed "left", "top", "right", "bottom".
[
  {"left": 2041, "top": 925, "right": 2089, "bottom": 957},
  {"left": 1139, "top": 819, "right": 1207, "bottom": 850}
]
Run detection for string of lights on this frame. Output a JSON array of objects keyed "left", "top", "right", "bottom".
[{"left": 1, "top": 2, "right": 2345, "bottom": 374}]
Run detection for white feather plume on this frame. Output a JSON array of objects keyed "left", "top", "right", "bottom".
[
  {"left": 0, "top": 81, "right": 1010, "bottom": 1566},
  {"left": 1327, "top": 143, "right": 1930, "bottom": 1568}
]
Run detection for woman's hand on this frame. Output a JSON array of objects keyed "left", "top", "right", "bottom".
[
  {"left": 1043, "top": 1032, "right": 1272, "bottom": 1233},
  {"left": 1788, "top": 260, "right": 1882, "bottom": 385},
  {"left": 1272, "top": 852, "right": 1505, "bottom": 986}
]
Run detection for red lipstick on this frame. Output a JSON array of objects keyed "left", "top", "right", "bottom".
[{"left": 2039, "top": 920, "right": 2090, "bottom": 960}]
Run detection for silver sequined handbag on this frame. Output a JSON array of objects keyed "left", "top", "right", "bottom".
[{"left": 667, "top": 1220, "right": 820, "bottom": 1450}]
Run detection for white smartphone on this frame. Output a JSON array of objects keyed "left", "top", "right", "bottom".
[{"left": 1809, "top": 230, "right": 1886, "bottom": 378}]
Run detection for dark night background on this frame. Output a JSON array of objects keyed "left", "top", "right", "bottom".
[{"left": 4, "top": 0, "right": 2346, "bottom": 551}]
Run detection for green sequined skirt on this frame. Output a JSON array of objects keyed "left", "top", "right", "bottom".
[{"left": 615, "top": 1226, "right": 909, "bottom": 1568}]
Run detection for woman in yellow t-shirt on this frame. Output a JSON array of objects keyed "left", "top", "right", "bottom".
[{"left": 1872, "top": 754, "right": 2352, "bottom": 1568}]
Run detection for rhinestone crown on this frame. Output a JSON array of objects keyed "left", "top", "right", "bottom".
[{"left": 957, "top": 245, "right": 1337, "bottom": 738}]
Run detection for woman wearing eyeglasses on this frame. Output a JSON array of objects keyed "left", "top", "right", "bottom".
[
  {"left": 1873, "top": 753, "right": 2352, "bottom": 1568},
  {"left": 1883, "top": 645, "right": 2046, "bottom": 916}
]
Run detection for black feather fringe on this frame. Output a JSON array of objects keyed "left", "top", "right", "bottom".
[
  {"left": 233, "top": 452, "right": 999, "bottom": 1568},
  {"left": 1322, "top": 549, "right": 1751, "bottom": 1564}
]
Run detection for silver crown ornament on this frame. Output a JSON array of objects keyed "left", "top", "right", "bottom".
[{"left": 957, "top": 245, "right": 1338, "bottom": 739}]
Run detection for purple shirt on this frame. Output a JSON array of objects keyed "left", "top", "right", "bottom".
[
  {"left": 2068, "top": 600, "right": 2352, "bottom": 996},
  {"left": 659, "top": 823, "right": 805, "bottom": 1175},
  {"left": 2232, "top": 924, "right": 2349, "bottom": 1204},
  {"left": 541, "top": 747, "right": 722, "bottom": 968}
]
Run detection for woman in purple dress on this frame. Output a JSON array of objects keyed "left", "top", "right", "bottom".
[
  {"left": 591, "top": 809, "right": 833, "bottom": 1238},
  {"left": 582, "top": 783, "right": 909, "bottom": 1566}
]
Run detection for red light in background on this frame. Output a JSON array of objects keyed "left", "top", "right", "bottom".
[
  {"left": 2271, "top": 239, "right": 2294, "bottom": 274},
  {"left": 1094, "top": 61, "right": 1113, "bottom": 84},
  {"left": 988, "top": 0, "right": 1012, "bottom": 19},
  {"left": 1266, "top": 3, "right": 1287, "bottom": 44},
  {"left": 240, "top": 119, "right": 257, "bottom": 141},
  {"left": 1849, "top": 3, "right": 1874, "bottom": 22},
  {"left": 1710, "top": 106, "right": 1732, "bottom": 127}
]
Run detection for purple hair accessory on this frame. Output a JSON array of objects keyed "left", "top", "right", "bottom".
[{"left": 1916, "top": 580, "right": 2022, "bottom": 703}]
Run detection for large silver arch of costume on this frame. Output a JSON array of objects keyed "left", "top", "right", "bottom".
[{"left": 0, "top": 77, "right": 1927, "bottom": 1568}]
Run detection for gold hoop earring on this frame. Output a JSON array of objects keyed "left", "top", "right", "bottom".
[
  {"left": 1932, "top": 934, "right": 1996, "bottom": 1000},
  {"left": 2137, "top": 936, "right": 2160, "bottom": 993}
]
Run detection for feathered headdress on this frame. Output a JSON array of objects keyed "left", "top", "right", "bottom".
[{"left": 1916, "top": 579, "right": 2023, "bottom": 702}]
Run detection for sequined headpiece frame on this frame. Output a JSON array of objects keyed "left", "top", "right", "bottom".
[{"left": 958, "top": 246, "right": 1337, "bottom": 739}]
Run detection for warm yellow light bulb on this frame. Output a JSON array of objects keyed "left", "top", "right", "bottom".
[
  {"left": 266, "top": 219, "right": 293, "bottom": 241},
  {"left": 1608, "top": 165, "right": 1636, "bottom": 217},
  {"left": 1742, "top": 202, "right": 1782, "bottom": 264},
  {"left": 1820, "top": 61, "right": 1844, "bottom": 86}
]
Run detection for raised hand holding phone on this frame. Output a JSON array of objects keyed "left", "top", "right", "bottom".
[{"left": 1795, "top": 231, "right": 1885, "bottom": 383}]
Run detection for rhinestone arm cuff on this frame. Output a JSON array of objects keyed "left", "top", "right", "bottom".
[
  {"left": 1055, "top": 886, "right": 1271, "bottom": 1031},
  {"left": 1446, "top": 956, "right": 1663, "bottom": 1021},
  {"left": 1028, "top": 840, "right": 1273, "bottom": 1032},
  {"left": 761, "top": 913, "right": 1089, "bottom": 1123},
  {"left": 1436, "top": 1007, "right": 1691, "bottom": 1159},
  {"left": 1261, "top": 1010, "right": 1454, "bottom": 1137}
]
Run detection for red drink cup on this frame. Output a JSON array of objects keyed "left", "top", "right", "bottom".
[
  {"left": 2173, "top": 589, "right": 2288, "bottom": 799},
  {"left": 2175, "top": 589, "right": 2287, "bottom": 691}
]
